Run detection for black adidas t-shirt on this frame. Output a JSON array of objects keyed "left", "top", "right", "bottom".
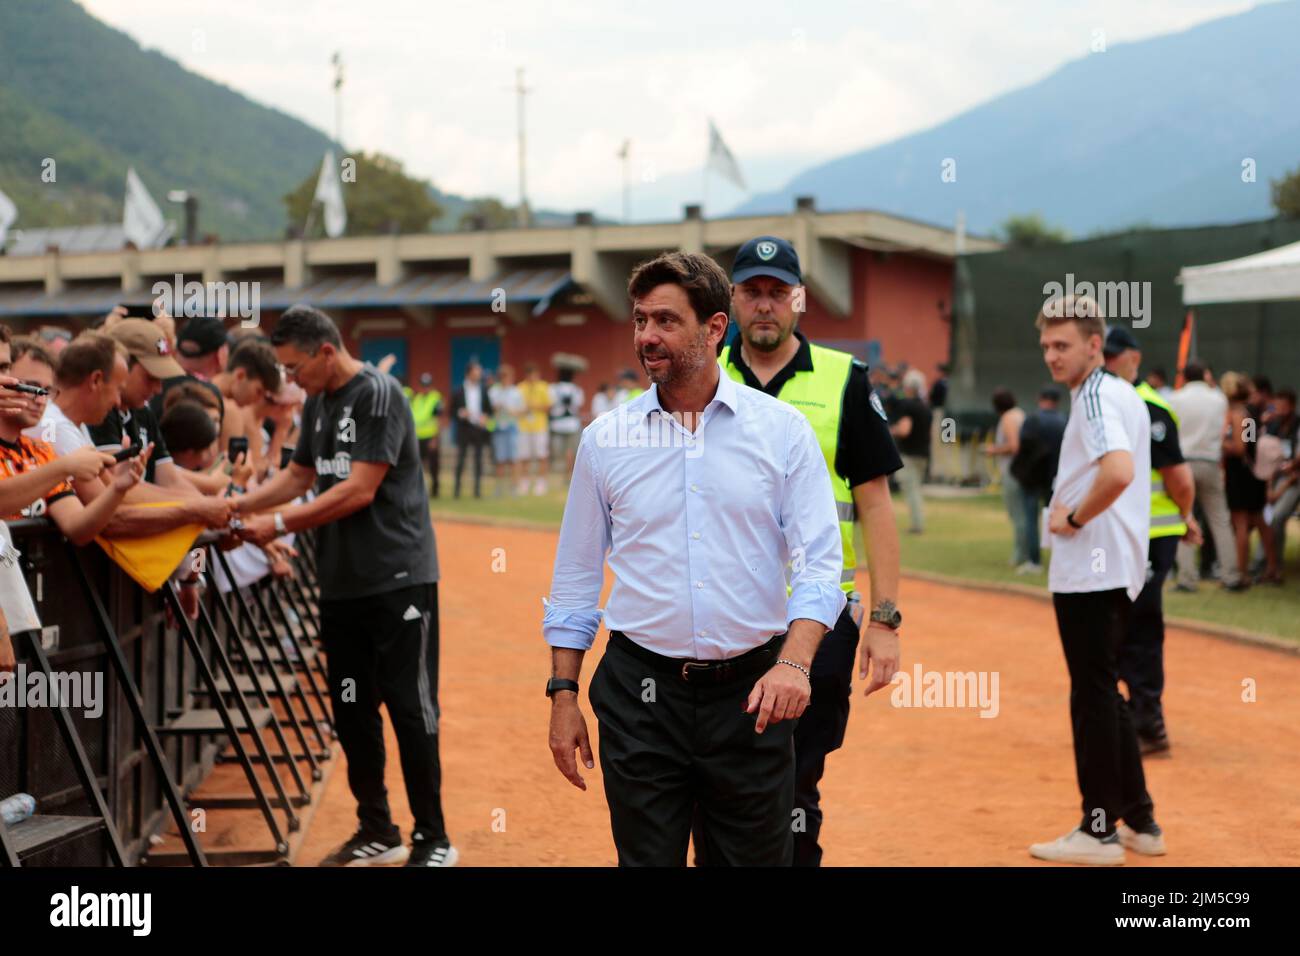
[{"left": 293, "top": 364, "right": 438, "bottom": 600}]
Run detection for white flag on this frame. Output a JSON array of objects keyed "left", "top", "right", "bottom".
[
  {"left": 707, "top": 120, "right": 746, "bottom": 191},
  {"left": 313, "top": 150, "right": 347, "bottom": 238},
  {"left": 0, "top": 186, "right": 16, "bottom": 247},
  {"left": 123, "top": 167, "right": 166, "bottom": 248}
]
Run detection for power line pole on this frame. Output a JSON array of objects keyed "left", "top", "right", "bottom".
[
  {"left": 331, "top": 51, "right": 344, "bottom": 149},
  {"left": 515, "top": 67, "right": 531, "bottom": 228}
]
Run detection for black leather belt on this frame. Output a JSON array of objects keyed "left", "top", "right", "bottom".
[{"left": 608, "top": 630, "right": 784, "bottom": 685}]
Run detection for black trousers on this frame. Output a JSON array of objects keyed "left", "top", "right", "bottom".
[
  {"left": 1119, "top": 536, "right": 1178, "bottom": 738},
  {"left": 454, "top": 425, "right": 488, "bottom": 498},
  {"left": 590, "top": 632, "right": 795, "bottom": 866},
  {"left": 1052, "top": 589, "right": 1155, "bottom": 837},
  {"left": 319, "top": 583, "right": 446, "bottom": 842},
  {"left": 419, "top": 437, "right": 441, "bottom": 498},
  {"left": 791, "top": 604, "right": 859, "bottom": 867}
]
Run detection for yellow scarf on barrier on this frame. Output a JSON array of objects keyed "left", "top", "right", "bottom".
[{"left": 94, "top": 502, "right": 206, "bottom": 593}]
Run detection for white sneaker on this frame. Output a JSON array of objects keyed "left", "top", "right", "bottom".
[
  {"left": 1117, "top": 823, "right": 1167, "bottom": 856},
  {"left": 1015, "top": 562, "right": 1043, "bottom": 575},
  {"left": 1029, "top": 828, "right": 1125, "bottom": 865}
]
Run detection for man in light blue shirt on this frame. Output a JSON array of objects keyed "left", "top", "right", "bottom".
[{"left": 542, "top": 251, "right": 845, "bottom": 866}]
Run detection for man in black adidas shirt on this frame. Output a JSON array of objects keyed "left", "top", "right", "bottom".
[{"left": 232, "top": 305, "right": 454, "bottom": 868}]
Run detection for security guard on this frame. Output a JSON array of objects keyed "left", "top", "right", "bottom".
[
  {"left": 708, "top": 235, "right": 905, "bottom": 866},
  {"left": 1103, "top": 327, "right": 1202, "bottom": 756},
  {"left": 404, "top": 372, "right": 444, "bottom": 497}
]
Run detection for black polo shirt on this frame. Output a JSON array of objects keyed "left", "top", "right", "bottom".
[
  {"left": 725, "top": 332, "right": 902, "bottom": 488},
  {"left": 88, "top": 405, "right": 173, "bottom": 484}
]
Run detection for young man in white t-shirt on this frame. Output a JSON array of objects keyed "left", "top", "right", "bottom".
[{"left": 1029, "top": 294, "right": 1163, "bottom": 866}]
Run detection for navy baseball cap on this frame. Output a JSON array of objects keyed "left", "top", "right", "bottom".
[
  {"left": 1103, "top": 325, "right": 1140, "bottom": 356},
  {"left": 731, "top": 236, "right": 802, "bottom": 286},
  {"left": 176, "top": 317, "right": 231, "bottom": 358}
]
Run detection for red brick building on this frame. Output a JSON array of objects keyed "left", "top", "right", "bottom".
[{"left": 0, "top": 202, "right": 997, "bottom": 411}]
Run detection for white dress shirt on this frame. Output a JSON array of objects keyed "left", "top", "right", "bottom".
[
  {"left": 1168, "top": 381, "right": 1227, "bottom": 462},
  {"left": 462, "top": 379, "right": 484, "bottom": 425},
  {"left": 543, "top": 371, "right": 845, "bottom": 660}
]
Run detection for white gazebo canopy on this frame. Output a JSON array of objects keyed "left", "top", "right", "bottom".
[{"left": 1178, "top": 238, "right": 1300, "bottom": 305}]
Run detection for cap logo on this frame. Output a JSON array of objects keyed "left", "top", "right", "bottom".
[
  {"left": 156, "top": 338, "right": 170, "bottom": 355},
  {"left": 756, "top": 241, "right": 778, "bottom": 261}
]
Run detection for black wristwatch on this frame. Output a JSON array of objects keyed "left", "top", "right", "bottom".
[
  {"left": 869, "top": 602, "right": 902, "bottom": 630},
  {"left": 545, "top": 678, "right": 580, "bottom": 698},
  {"left": 1067, "top": 510, "right": 1084, "bottom": 529}
]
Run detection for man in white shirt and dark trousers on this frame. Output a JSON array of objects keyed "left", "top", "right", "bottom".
[
  {"left": 1031, "top": 294, "right": 1164, "bottom": 865},
  {"left": 1169, "top": 362, "right": 1242, "bottom": 591},
  {"left": 543, "top": 252, "right": 845, "bottom": 866}
]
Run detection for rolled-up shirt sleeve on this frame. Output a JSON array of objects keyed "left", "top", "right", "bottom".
[
  {"left": 780, "top": 412, "right": 847, "bottom": 630},
  {"left": 542, "top": 430, "right": 611, "bottom": 650}
]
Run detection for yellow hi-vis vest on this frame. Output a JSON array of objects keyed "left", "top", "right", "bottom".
[
  {"left": 721, "top": 343, "right": 858, "bottom": 593},
  {"left": 404, "top": 387, "right": 442, "bottom": 440},
  {"left": 1136, "top": 380, "right": 1187, "bottom": 540}
]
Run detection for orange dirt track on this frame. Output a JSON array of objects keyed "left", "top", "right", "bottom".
[{"left": 292, "top": 520, "right": 1300, "bottom": 867}]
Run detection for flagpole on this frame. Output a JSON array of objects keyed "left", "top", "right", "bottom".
[{"left": 618, "top": 140, "right": 631, "bottom": 223}]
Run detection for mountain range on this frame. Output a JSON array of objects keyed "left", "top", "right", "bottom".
[
  {"left": 4, "top": 0, "right": 1296, "bottom": 244},
  {"left": 0, "top": 0, "right": 572, "bottom": 244},
  {"left": 733, "top": 0, "right": 1300, "bottom": 236}
]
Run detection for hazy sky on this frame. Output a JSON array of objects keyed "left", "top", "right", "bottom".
[{"left": 80, "top": 0, "right": 1258, "bottom": 220}]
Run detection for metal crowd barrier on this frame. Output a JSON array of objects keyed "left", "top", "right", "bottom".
[{"left": 0, "top": 519, "right": 329, "bottom": 867}]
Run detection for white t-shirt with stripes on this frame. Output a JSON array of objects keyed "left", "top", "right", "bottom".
[{"left": 1048, "top": 366, "right": 1151, "bottom": 601}]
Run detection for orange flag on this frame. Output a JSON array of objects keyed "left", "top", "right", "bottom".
[{"left": 1174, "top": 310, "right": 1196, "bottom": 388}]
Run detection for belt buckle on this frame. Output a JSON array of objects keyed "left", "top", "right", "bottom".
[{"left": 681, "top": 660, "right": 709, "bottom": 682}]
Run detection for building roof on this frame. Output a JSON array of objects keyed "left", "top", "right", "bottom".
[
  {"left": 2, "top": 222, "right": 174, "bottom": 257},
  {"left": 0, "top": 206, "right": 996, "bottom": 322},
  {"left": 0, "top": 267, "right": 573, "bottom": 319}
]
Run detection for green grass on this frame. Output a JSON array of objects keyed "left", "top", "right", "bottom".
[
  {"left": 427, "top": 468, "right": 1300, "bottom": 645},
  {"left": 427, "top": 471, "right": 568, "bottom": 527}
]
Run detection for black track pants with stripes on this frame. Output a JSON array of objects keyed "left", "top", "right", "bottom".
[{"left": 320, "top": 583, "right": 446, "bottom": 842}]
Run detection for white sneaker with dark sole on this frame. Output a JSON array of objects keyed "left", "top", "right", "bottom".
[
  {"left": 406, "top": 835, "right": 459, "bottom": 867},
  {"left": 1029, "top": 828, "right": 1125, "bottom": 865},
  {"left": 1117, "top": 823, "right": 1167, "bottom": 856}
]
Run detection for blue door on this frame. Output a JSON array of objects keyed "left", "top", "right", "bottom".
[
  {"left": 360, "top": 336, "right": 408, "bottom": 383},
  {"left": 449, "top": 336, "right": 501, "bottom": 388}
]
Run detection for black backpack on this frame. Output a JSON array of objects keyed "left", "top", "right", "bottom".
[{"left": 1010, "top": 412, "right": 1061, "bottom": 493}]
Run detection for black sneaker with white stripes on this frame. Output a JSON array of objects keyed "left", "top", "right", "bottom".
[
  {"left": 405, "top": 832, "right": 458, "bottom": 867},
  {"left": 319, "top": 829, "right": 410, "bottom": 867}
]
